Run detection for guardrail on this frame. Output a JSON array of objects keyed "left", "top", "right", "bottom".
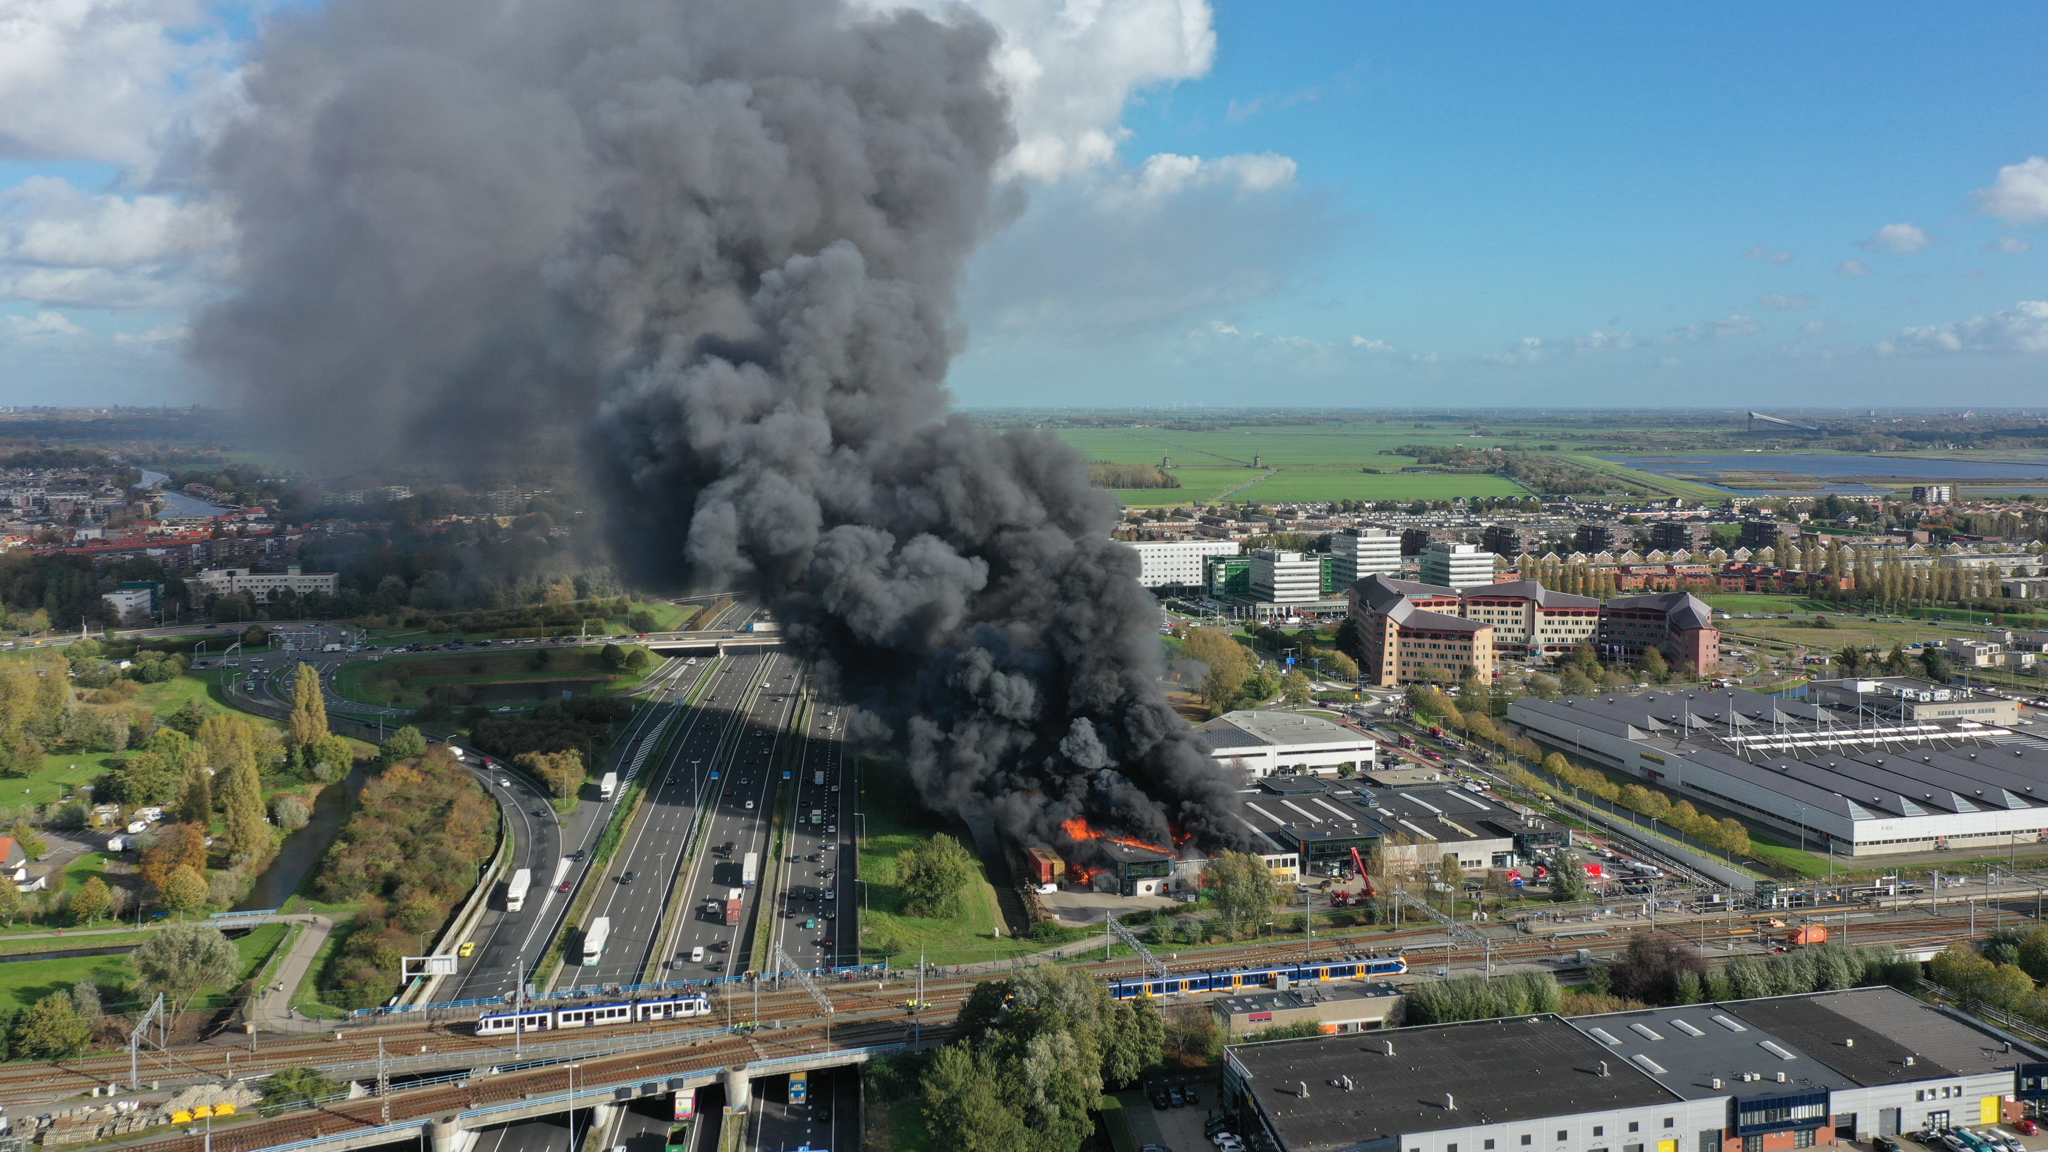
[{"left": 211, "top": 908, "right": 280, "bottom": 920}]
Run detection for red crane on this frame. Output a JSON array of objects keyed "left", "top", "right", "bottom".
[{"left": 1349, "top": 845, "right": 1375, "bottom": 899}]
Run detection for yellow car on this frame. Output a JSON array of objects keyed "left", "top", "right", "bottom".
[{"left": 458, "top": 941, "right": 476, "bottom": 958}]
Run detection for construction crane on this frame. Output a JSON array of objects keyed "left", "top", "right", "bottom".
[{"left": 1349, "top": 846, "right": 1376, "bottom": 899}]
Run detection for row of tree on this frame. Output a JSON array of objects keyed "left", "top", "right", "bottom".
[
  {"left": 317, "top": 745, "right": 497, "bottom": 1009},
  {"left": 1536, "top": 752, "right": 1754, "bottom": 858},
  {"left": 919, "top": 965, "right": 1165, "bottom": 1152}
]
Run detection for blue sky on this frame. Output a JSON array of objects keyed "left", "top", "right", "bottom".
[{"left": 2, "top": 0, "right": 2045, "bottom": 409}]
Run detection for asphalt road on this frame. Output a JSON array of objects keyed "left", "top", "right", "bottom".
[
  {"left": 766, "top": 697, "right": 857, "bottom": 971},
  {"left": 562, "top": 648, "right": 792, "bottom": 989}
]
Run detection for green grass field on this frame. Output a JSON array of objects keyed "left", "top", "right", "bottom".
[
  {"left": 854, "top": 754, "right": 1037, "bottom": 969},
  {"left": 331, "top": 646, "right": 650, "bottom": 707},
  {"left": 0, "top": 920, "right": 287, "bottom": 1016}
]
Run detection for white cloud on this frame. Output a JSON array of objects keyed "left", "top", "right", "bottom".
[
  {"left": 0, "top": 0, "right": 239, "bottom": 169},
  {"left": 0, "top": 176, "right": 226, "bottom": 308},
  {"left": 882, "top": 0, "right": 1218, "bottom": 182},
  {"left": 1879, "top": 301, "right": 2048, "bottom": 355},
  {"left": 1105, "top": 151, "right": 1296, "bottom": 206},
  {"left": 1984, "top": 236, "right": 2032, "bottom": 254},
  {"left": 1757, "top": 293, "right": 1813, "bottom": 311},
  {"left": 0, "top": 310, "right": 87, "bottom": 342},
  {"left": 1859, "top": 223, "right": 1934, "bottom": 255},
  {"left": 1797, "top": 319, "right": 1837, "bottom": 336},
  {"left": 1740, "top": 243, "right": 1793, "bottom": 265},
  {"left": 1350, "top": 335, "right": 1395, "bottom": 351},
  {"left": 1837, "top": 259, "right": 1870, "bottom": 278},
  {"left": 1973, "top": 157, "right": 2048, "bottom": 226}
]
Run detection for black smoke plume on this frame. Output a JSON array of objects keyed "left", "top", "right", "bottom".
[{"left": 194, "top": 0, "right": 1247, "bottom": 853}]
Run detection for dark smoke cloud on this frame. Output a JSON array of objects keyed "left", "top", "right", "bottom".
[{"left": 194, "top": 0, "right": 1247, "bottom": 854}]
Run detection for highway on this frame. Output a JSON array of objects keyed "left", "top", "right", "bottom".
[
  {"left": 561, "top": 648, "right": 792, "bottom": 989},
  {"left": 765, "top": 694, "right": 859, "bottom": 971}
]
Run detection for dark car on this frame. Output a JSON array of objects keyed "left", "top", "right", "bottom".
[
  {"left": 619, "top": 871, "right": 634, "bottom": 884},
  {"left": 1169, "top": 1086, "right": 1184, "bottom": 1107},
  {"left": 1151, "top": 1091, "right": 1170, "bottom": 1110},
  {"left": 1183, "top": 1085, "right": 1199, "bottom": 1106},
  {"left": 1875, "top": 1138, "right": 1902, "bottom": 1152}
]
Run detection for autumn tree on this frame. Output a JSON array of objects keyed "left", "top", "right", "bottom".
[
  {"left": 287, "top": 663, "right": 330, "bottom": 765},
  {"left": 70, "top": 876, "right": 111, "bottom": 925},
  {"left": 1178, "top": 627, "right": 1252, "bottom": 717},
  {"left": 159, "top": 865, "right": 207, "bottom": 916},
  {"left": 132, "top": 923, "right": 237, "bottom": 1010},
  {"left": 1202, "top": 851, "right": 1276, "bottom": 939}
]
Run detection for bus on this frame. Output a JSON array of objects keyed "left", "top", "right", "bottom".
[{"left": 582, "top": 917, "right": 609, "bottom": 966}]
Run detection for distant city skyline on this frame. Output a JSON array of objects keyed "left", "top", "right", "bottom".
[{"left": 1, "top": 1, "right": 2043, "bottom": 409}]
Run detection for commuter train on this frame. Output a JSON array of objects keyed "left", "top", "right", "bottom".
[
  {"left": 475, "top": 992, "right": 713, "bottom": 1035},
  {"left": 1105, "top": 954, "right": 1408, "bottom": 1001}
]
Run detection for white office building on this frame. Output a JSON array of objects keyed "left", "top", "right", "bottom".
[
  {"left": 1193, "top": 711, "right": 1376, "bottom": 777},
  {"left": 192, "top": 565, "right": 340, "bottom": 603},
  {"left": 1330, "top": 527, "right": 1400, "bottom": 587},
  {"left": 1419, "top": 541, "right": 1496, "bottom": 590},
  {"left": 1250, "top": 549, "right": 1322, "bottom": 604},
  {"left": 1125, "top": 539, "right": 1241, "bottom": 590}
]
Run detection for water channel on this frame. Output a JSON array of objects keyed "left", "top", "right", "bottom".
[{"left": 233, "top": 762, "right": 370, "bottom": 911}]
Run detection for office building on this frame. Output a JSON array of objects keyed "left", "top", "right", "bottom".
[
  {"left": 1222, "top": 986, "right": 2043, "bottom": 1152},
  {"left": 1195, "top": 711, "right": 1378, "bottom": 778},
  {"left": 1126, "top": 539, "right": 1241, "bottom": 591},
  {"left": 1207, "top": 555, "right": 1253, "bottom": 598},
  {"left": 1419, "top": 542, "right": 1496, "bottom": 591},
  {"left": 1461, "top": 579, "right": 1602, "bottom": 659},
  {"left": 1806, "top": 677, "right": 2020, "bottom": 725},
  {"left": 1401, "top": 528, "right": 1433, "bottom": 555},
  {"left": 1348, "top": 575, "right": 1495, "bottom": 687},
  {"left": 191, "top": 565, "right": 340, "bottom": 604},
  {"left": 100, "top": 587, "right": 154, "bottom": 624},
  {"left": 1597, "top": 591, "right": 1719, "bottom": 674},
  {"left": 1332, "top": 528, "right": 1401, "bottom": 587},
  {"left": 1252, "top": 550, "right": 1325, "bottom": 604},
  {"left": 1913, "top": 485, "right": 1954, "bottom": 504}
]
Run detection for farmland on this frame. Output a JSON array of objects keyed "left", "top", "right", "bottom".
[{"left": 1052, "top": 421, "right": 1712, "bottom": 506}]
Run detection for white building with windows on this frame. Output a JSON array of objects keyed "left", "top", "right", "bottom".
[
  {"left": 1331, "top": 528, "right": 1401, "bottom": 588},
  {"left": 192, "top": 565, "right": 339, "bottom": 604},
  {"left": 1193, "top": 710, "right": 1376, "bottom": 777},
  {"left": 1125, "top": 539, "right": 1241, "bottom": 591},
  {"left": 1419, "top": 541, "right": 1497, "bottom": 590},
  {"left": 1251, "top": 549, "right": 1323, "bottom": 603}
]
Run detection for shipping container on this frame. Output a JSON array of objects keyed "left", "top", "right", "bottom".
[
  {"left": 724, "top": 888, "right": 743, "bottom": 925},
  {"left": 1025, "top": 847, "right": 1065, "bottom": 887}
]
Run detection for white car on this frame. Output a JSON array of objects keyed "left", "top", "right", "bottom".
[{"left": 690, "top": 945, "right": 705, "bottom": 963}]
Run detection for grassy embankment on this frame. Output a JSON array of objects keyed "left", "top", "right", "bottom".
[
  {"left": 0, "top": 920, "right": 288, "bottom": 1015},
  {"left": 853, "top": 751, "right": 1038, "bottom": 969},
  {"left": 330, "top": 647, "right": 656, "bottom": 709}
]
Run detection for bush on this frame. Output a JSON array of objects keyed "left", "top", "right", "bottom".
[{"left": 272, "top": 794, "right": 312, "bottom": 832}]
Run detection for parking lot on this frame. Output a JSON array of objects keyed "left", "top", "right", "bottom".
[{"left": 1120, "top": 1075, "right": 1233, "bottom": 1152}]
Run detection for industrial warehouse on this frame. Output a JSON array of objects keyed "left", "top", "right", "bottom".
[
  {"left": 1507, "top": 683, "right": 2048, "bottom": 857},
  {"left": 1231, "top": 775, "right": 1570, "bottom": 879},
  {"left": 1223, "top": 986, "right": 2045, "bottom": 1152}
]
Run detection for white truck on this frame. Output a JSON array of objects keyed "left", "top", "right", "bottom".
[
  {"left": 813, "top": 771, "right": 824, "bottom": 785},
  {"left": 599, "top": 771, "right": 618, "bottom": 800},
  {"left": 581, "top": 916, "right": 609, "bottom": 966},
  {"left": 505, "top": 868, "right": 532, "bottom": 912},
  {"left": 322, "top": 643, "right": 344, "bottom": 653},
  {"left": 742, "top": 851, "right": 758, "bottom": 886}
]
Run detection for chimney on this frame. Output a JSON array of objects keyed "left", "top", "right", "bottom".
[
  {"left": 1385, "top": 1040, "right": 1395, "bottom": 1056},
  {"left": 1599, "top": 1061, "right": 1610, "bottom": 1077},
  {"left": 1844, "top": 1039, "right": 1853, "bottom": 1047},
  {"left": 1906, "top": 1056, "right": 1916, "bottom": 1067},
  {"left": 1445, "top": 1094, "right": 1456, "bottom": 1111},
  {"left": 1299, "top": 1081, "right": 1310, "bottom": 1099},
  {"left": 1711, "top": 1079, "right": 1723, "bottom": 1090}
]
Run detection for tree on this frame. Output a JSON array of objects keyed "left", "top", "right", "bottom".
[
  {"left": 1324, "top": 650, "right": 1360, "bottom": 680},
  {"left": 70, "top": 876, "right": 111, "bottom": 925},
  {"left": 897, "top": 834, "right": 976, "bottom": 918},
  {"left": 307, "top": 733, "right": 355, "bottom": 784},
  {"left": 132, "top": 922, "right": 237, "bottom": 1009},
  {"left": 1921, "top": 647, "right": 1953, "bottom": 684},
  {"left": 7, "top": 820, "right": 43, "bottom": 862},
  {"left": 1640, "top": 647, "right": 1670, "bottom": 682},
  {"left": 1280, "top": 669, "right": 1313, "bottom": 706},
  {"left": 222, "top": 757, "right": 271, "bottom": 861},
  {"left": 1437, "top": 852, "right": 1465, "bottom": 892},
  {"left": 599, "top": 643, "right": 627, "bottom": 671},
  {"left": 261, "top": 1068, "right": 342, "bottom": 1112},
  {"left": 0, "top": 878, "right": 21, "bottom": 927},
  {"left": 921, "top": 1043, "right": 1025, "bottom": 1152},
  {"left": 381, "top": 726, "right": 428, "bottom": 764},
  {"left": 1837, "top": 645, "right": 1864, "bottom": 676},
  {"left": 1549, "top": 850, "right": 1589, "bottom": 903},
  {"left": 113, "top": 751, "right": 183, "bottom": 806},
  {"left": 1202, "top": 851, "right": 1276, "bottom": 938},
  {"left": 159, "top": 865, "right": 208, "bottom": 916},
  {"left": 515, "top": 748, "right": 584, "bottom": 799},
  {"left": 1607, "top": 932, "right": 1707, "bottom": 1004},
  {"left": 629, "top": 609, "right": 659, "bottom": 634},
  {"left": 272, "top": 794, "right": 311, "bottom": 832},
  {"left": 179, "top": 762, "right": 213, "bottom": 826},
  {"left": 12, "top": 991, "right": 90, "bottom": 1058},
  {"left": 1179, "top": 627, "right": 1251, "bottom": 717},
  {"left": 287, "top": 663, "right": 329, "bottom": 763}
]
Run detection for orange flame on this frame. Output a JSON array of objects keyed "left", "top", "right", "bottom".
[{"left": 1060, "top": 816, "right": 1171, "bottom": 855}]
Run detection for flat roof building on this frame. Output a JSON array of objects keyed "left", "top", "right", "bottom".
[
  {"left": 1334, "top": 528, "right": 1403, "bottom": 588},
  {"left": 1255, "top": 549, "right": 1326, "bottom": 604},
  {"left": 1127, "top": 539, "right": 1242, "bottom": 591},
  {"left": 1508, "top": 687, "right": 2048, "bottom": 856},
  {"left": 1806, "top": 678, "right": 2020, "bottom": 726},
  {"left": 1229, "top": 774, "right": 1542, "bottom": 877},
  {"left": 1223, "top": 986, "right": 2046, "bottom": 1152},
  {"left": 1212, "top": 982, "right": 1403, "bottom": 1039},
  {"left": 1420, "top": 542, "right": 1497, "bottom": 591},
  {"left": 1196, "top": 710, "right": 1378, "bottom": 779}
]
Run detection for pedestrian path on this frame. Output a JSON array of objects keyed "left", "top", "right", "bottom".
[{"left": 245, "top": 914, "right": 337, "bottom": 1034}]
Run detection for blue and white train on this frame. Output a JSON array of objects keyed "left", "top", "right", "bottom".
[
  {"left": 476, "top": 992, "right": 713, "bottom": 1035},
  {"left": 1105, "top": 955, "right": 1407, "bottom": 1001}
]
